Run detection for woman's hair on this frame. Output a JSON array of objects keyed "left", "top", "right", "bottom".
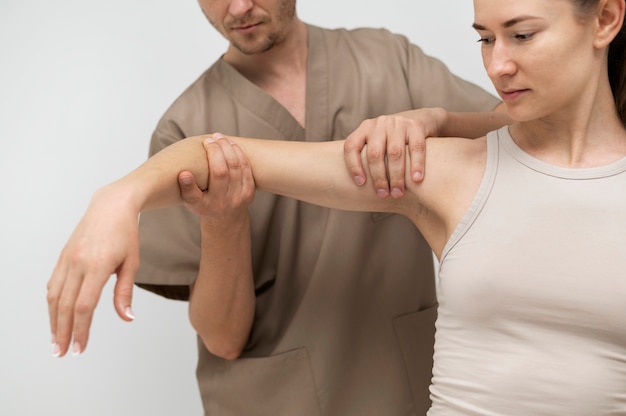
[
  {"left": 609, "top": 16, "right": 626, "bottom": 127},
  {"left": 572, "top": 0, "right": 626, "bottom": 126}
]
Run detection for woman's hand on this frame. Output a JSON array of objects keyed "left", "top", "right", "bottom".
[{"left": 47, "top": 185, "right": 140, "bottom": 357}]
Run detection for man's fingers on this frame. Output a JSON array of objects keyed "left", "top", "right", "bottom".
[
  {"left": 366, "top": 148, "right": 390, "bottom": 198},
  {"left": 231, "top": 143, "right": 255, "bottom": 205},
  {"left": 408, "top": 124, "right": 426, "bottom": 182},
  {"left": 364, "top": 121, "right": 392, "bottom": 198},
  {"left": 204, "top": 138, "right": 230, "bottom": 181},
  {"left": 205, "top": 138, "right": 236, "bottom": 209},
  {"left": 214, "top": 136, "right": 242, "bottom": 175},
  {"left": 179, "top": 171, "right": 203, "bottom": 201},
  {"left": 344, "top": 130, "right": 368, "bottom": 186},
  {"left": 385, "top": 126, "right": 408, "bottom": 198}
]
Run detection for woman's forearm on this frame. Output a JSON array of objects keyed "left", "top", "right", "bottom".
[
  {"left": 101, "top": 131, "right": 409, "bottom": 221},
  {"left": 109, "top": 135, "right": 211, "bottom": 213},
  {"left": 438, "top": 103, "right": 511, "bottom": 138}
]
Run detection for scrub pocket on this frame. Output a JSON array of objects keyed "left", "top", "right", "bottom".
[
  {"left": 198, "top": 346, "right": 322, "bottom": 416},
  {"left": 393, "top": 303, "right": 438, "bottom": 415}
]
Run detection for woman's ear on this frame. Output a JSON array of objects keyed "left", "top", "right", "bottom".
[{"left": 594, "top": 0, "right": 625, "bottom": 48}]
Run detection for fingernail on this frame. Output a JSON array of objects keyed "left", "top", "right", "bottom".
[
  {"left": 52, "top": 343, "right": 61, "bottom": 358},
  {"left": 391, "top": 188, "right": 403, "bottom": 198},
  {"left": 179, "top": 175, "right": 193, "bottom": 186},
  {"left": 51, "top": 334, "right": 56, "bottom": 346},
  {"left": 72, "top": 342, "right": 82, "bottom": 356},
  {"left": 376, "top": 188, "right": 389, "bottom": 199},
  {"left": 213, "top": 132, "right": 225, "bottom": 139},
  {"left": 125, "top": 306, "right": 135, "bottom": 320},
  {"left": 354, "top": 176, "right": 365, "bottom": 186},
  {"left": 204, "top": 138, "right": 215, "bottom": 145},
  {"left": 412, "top": 171, "right": 423, "bottom": 182}
]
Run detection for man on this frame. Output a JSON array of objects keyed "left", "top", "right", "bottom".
[
  {"left": 136, "top": 1, "right": 503, "bottom": 414},
  {"left": 48, "top": 0, "right": 506, "bottom": 414}
]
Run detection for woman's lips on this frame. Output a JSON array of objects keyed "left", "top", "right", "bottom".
[{"left": 500, "top": 88, "right": 529, "bottom": 101}]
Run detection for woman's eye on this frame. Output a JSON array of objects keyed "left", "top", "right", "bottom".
[
  {"left": 476, "top": 37, "right": 495, "bottom": 45},
  {"left": 515, "top": 33, "right": 534, "bottom": 41}
]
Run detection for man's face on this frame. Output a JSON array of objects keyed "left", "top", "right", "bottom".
[{"left": 198, "top": 0, "right": 297, "bottom": 54}]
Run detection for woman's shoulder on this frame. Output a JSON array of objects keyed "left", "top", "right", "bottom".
[
  {"left": 424, "top": 136, "right": 488, "bottom": 179},
  {"left": 404, "top": 136, "right": 488, "bottom": 253}
]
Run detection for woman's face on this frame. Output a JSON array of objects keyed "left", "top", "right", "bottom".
[{"left": 473, "top": 0, "right": 600, "bottom": 122}]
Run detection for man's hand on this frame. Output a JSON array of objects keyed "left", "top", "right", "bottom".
[
  {"left": 178, "top": 134, "right": 255, "bottom": 224},
  {"left": 47, "top": 185, "right": 139, "bottom": 357},
  {"left": 343, "top": 108, "right": 446, "bottom": 199}
]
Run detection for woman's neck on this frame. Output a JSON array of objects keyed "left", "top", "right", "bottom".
[{"left": 510, "top": 85, "right": 626, "bottom": 168}]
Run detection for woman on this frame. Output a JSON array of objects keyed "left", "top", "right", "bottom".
[
  {"left": 182, "top": 0, "right": 626, "bottom": 413},
  {"left": 49, "top": 0, "right": 626, "bottom": 413}
]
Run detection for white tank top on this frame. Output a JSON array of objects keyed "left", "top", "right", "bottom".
[{"left": 429, "top": 127, "right": 626, "bottom": 415}]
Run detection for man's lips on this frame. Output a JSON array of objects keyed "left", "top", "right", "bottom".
[{"left": 230, "top": 22, "right": 261, "bottom": 33}]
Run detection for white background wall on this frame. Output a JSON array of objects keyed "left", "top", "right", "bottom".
[{"left": 0, "top": 1, "right": 494, "bottom": 415}]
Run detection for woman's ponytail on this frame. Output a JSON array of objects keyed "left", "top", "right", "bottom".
[{"left": 608, "top": 19, "right": 626, "bottom": 127}]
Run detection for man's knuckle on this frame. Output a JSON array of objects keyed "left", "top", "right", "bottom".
[
  {"left": 366, "top": 147, "right": 384, "bottom": 161},
  {"left": 387, "top": 147, "right": 404, "bottom": 161},
  {"left": 411, "top": 140, "right": 426, "bottom": 151},
  {"left": 344, "top": 140, "right": 357, "bottom": 152},
  {"left": 213, "top": 167, "right": 229, "bottom": 179},
  {"left": 374, "top": 178, "right": 388, "bottom": 188}
]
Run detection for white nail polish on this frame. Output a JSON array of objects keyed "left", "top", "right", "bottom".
[
  {"left": 125, "top": 306, "right": 135, "bottom": 320},
  {"left": 72, "top": 342, "right": 82, "bottom": 356}
]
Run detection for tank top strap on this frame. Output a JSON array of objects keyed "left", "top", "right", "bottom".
[{"left": 440, "top": 127, "right": 503, "bottom": 263}]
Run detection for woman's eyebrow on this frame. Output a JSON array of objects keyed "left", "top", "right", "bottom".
[{"left": 473, "top": 16, "right": 541, "bottom": 31}]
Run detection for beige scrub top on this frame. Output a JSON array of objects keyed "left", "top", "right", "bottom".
[{"left": 136, "top": 25, "right": 500, "bottom": 416}]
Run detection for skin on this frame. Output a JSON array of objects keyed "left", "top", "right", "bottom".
[
  {"left": 475, "top": 0, "right": 626, "bottom": 167},
  {"left": 188, "top": 0, "right": 307, "bottom": 359},
  {"left": 47, "top": 1, "right": 514, "bottom": 357},
  {"left": 199, "top": 0, "right": 308, "bottom": 126},
  {"left": 180, "top": 0, "right": 626, "bottom": 363},
  {"left": 343, "top": 105, "right": 510, "bottom": 198},
  {"left": 186, "top": 2, "right": 509, "bottom": 360},
  {"left": 200, "top": 0, "right": 297, "bottom": 55},
  {"left": 47, "top": 143, "right": 210, "bottom": 357},
  {"left": 344, "top": 0, "right": 625, "bottom": 205}
]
